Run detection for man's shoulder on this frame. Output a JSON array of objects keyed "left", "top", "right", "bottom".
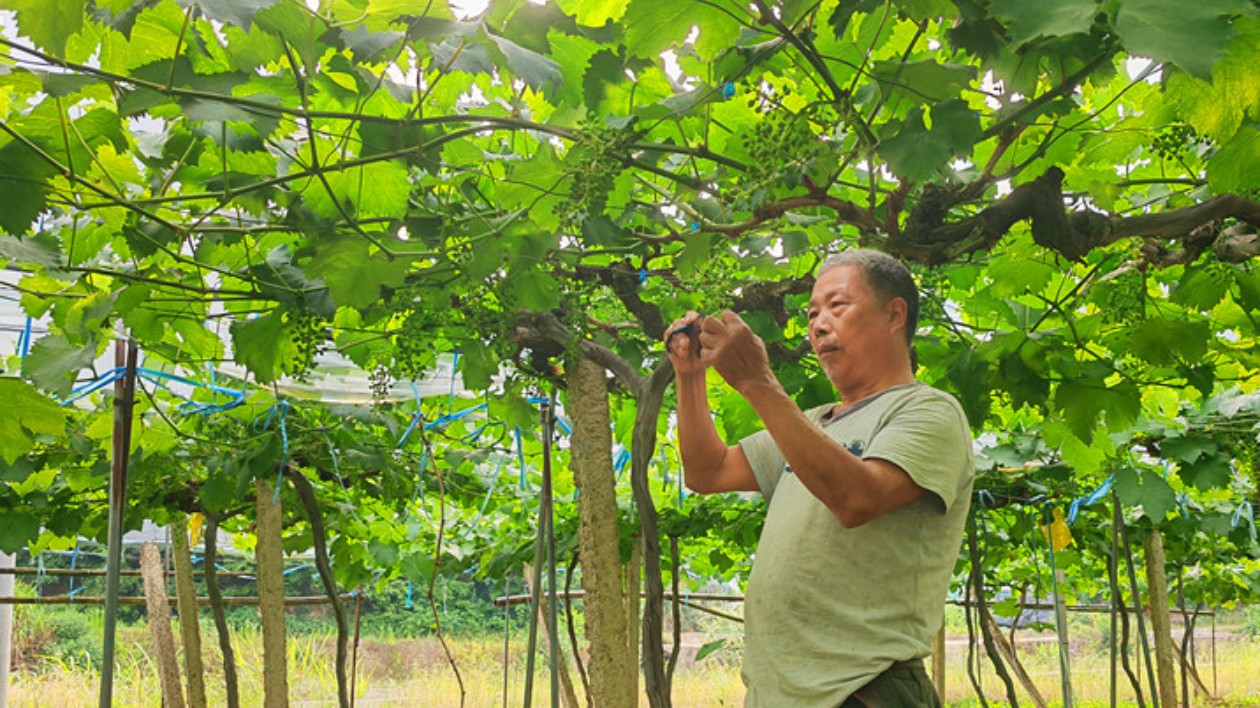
[{"left": 887, "top": 382, "right": 964, "bottom": 411}]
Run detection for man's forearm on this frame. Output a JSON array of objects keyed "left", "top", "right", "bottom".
[
  {"left": 675, "top": 371, "right": 729, "bottom": 489},
  {"left": 736, "top": 378, "right": 873, "bottom": 520}
]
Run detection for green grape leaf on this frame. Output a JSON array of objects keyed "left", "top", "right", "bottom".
[
  {"left": 623, "top": 0, "right": 742, "bottom": 61},
  {"left": 1114, "top": 466, "right": 1179, "bottom": 522},
  {"left": 7, "top": 0, "right": 83, "bottom": 58},
  {"left": 0, "top": 378, "right": 66, "bottom": 463},
  {"left": 1177, "top": 452, "right": 1233, "bottom": 491},
  {"left": 1171, "top": 264, "right": 1231, "bottom": 310},
  {"left": 829, "top": 0, "right": 882, "bottom": 37},
  {"left": 199, "top": 470, "right": 238, "bottom": 513},
  {"left": 1207, "top": 126, "right": 1260, "bottom": 194},
  {"left": 1126, "top": 319, "right": 1210, "bottom": 366},
  {"left": 304, "top": 237, "right": 410, "bottom": 309},
  {"left": 878, "top": 109, "right": 951, "bottom": 182},
  {"left": 511, "top": 267, "right": 561, "bottom": 311},
  {"left": 486, "top": 31, "right": 563, "bottom": 98},
  {"left": 21, "top": 335, "right": 97, "bottom": 399},
  {"left": 1158, "top": 435, "right": 1216, "bottom": 464},
  {"left": 176, "top": 0, "right": 280, "bottom": 30},
  {"left": 459, "top": 341, "right": 497, "bottom": 391},
  {"left": 0, "top": 234, "right": 65, "bottom": 268},
  {"left": 555, "top": 0, "right": 631, "bottom": 26},
  {"left": 1114, "top": 0, "right": 1252, "bottom": 80},
  {"left": 0, "top": 141, "right": 59, "bottom": 235},
  {"left": 1053, "top": 376, "right": 1141, "bottom": 442},
  {"left": 870, "top": 60, "right": 976, "bottom": 104},
  {"left": 230, "top": 313, "right": 290, "bottom": 384},
  {"left": 0, "top": 457, "right": 35, "bottom": 483},
  {"left": 0, "top": 511, "right": 41, "bottom": 553},
  {"left": 990, "top": 0, "right": 1099, "bottom": 45},
  {"left": 338, "top": 25, "right": 403, "bottom": 61}
]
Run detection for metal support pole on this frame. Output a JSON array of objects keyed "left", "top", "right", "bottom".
[{"left": 99, "top": 339, "right": 139, "bottom": 708}]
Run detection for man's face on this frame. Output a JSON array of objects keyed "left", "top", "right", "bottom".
[{"left": 806, "top": 264, "right": 897, "bottom": 383}]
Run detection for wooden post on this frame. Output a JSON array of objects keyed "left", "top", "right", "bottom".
[
  {"left": 1144, "top": 530, "right": 1178, "bottom": 708},
  {"left": 256, "top": 477, "right": 289, "bottom": 708},
  {"left": 171, "top": 514, "right": 207, "bottom": 708},
  {"left": 141, "top": 542, "right": 186, "bottom": 708}
]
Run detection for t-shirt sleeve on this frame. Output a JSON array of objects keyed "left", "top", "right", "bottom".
[
  {"left": 862, "top": 391, "right": 973, "bottom": 513},
  {"left": 738, "top": 405, "right": 834, "bottom": 502},
  {"left": 738, "top": 428, "right": 785, "bottom": 502}
]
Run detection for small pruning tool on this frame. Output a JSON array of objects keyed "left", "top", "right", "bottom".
[{"left": 666, "top": 318, "right": 703, "bottom": 358}]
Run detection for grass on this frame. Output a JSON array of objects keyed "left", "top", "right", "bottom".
[{"left": 7, "top": 627, "right": 1260, "bottom": 707}]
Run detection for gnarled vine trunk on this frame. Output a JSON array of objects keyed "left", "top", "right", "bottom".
[
  {"left": 171, "top": 514, "right": 207, "bottom": 708},
  {"left": 569, "top": 357, "right": 635, "bottom": 708}
]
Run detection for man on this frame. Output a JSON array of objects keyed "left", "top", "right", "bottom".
[{"left": 665, "top": 249, "right": 973, "bottom": 707}]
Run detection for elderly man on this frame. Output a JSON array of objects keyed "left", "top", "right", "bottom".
[{"left": 665, "top": 249, "right": 973, "bottom": 707}]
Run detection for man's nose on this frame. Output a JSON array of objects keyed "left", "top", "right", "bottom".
[{"left": 809, "top": 315, "right": 830, "bottom": 341}]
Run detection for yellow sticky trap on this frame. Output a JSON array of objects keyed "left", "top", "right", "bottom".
[
  {"left": 189, "top": 512, "right": 204, "bottom": 547},
  {"left": 1040, "top": 507, "right": 1073, "bottom": 553}
]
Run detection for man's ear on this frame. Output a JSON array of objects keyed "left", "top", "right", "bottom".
[{"left": 885, "top": 297, "right": 908, "bottom": 333}]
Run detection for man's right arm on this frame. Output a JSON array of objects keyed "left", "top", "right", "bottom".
[{"left": 668, "top": 321, "right": 759, "bottom": 494}]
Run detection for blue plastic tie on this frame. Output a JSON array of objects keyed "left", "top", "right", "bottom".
[
  {"left": 722, "top": 81, "right": 736, "bottom": 99},
  {"left": 515, "top": 426, "right": 528, "bottom": 489},
  {"left": 1066, "top": 474, "right": 1113, "bottom": 526},
  {"left": 639, "top": 268, "right": 648, "bottom": 284},
  {"left": 1232, "top": 502, "right": 1255, "bottom": 540},
  {"left": 975, "top": 489, "right": 996, "bottom": 509},
  {"left": 18, "top": 316, "right": 32, "bottom": 358},
  {"left": 60, "top": 366, "right": 125, "bottom": 406},
  {"left": 259, "top": 400, "right": 291, "bottom": 503},
  {"left": 398, "top": 412, "right": 423, "bottom": 448},
  {"left": 448, "top": 351, "right": 460, "bottom": 412},
  {"left": 406, "top": 582, "right": 414, "bottom": 609}
]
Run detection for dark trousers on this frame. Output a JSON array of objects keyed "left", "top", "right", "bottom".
[{"left": 840, "top": 659, "right": 941, "bottom": 708}]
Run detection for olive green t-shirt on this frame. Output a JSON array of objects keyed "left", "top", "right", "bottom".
[{"left": 738, "top": 383, "right": 974, "bottom": 707}]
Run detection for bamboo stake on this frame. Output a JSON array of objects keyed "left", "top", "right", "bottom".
[{"left": 525, "top": 563, "right": 580, "bottom": 708}]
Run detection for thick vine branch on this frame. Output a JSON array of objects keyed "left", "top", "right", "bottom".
[{"left": 889, "top": 168, "right": 1260, "bottom": 264}]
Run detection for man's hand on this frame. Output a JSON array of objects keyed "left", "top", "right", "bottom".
[
  {"left": 664, "top": 311, "right": 706, "bottom": 376},
  {"left": 699, "top": 311, "right": 774, "bottom": 394}
]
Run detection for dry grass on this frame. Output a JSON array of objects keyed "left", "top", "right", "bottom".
[{"left": 8, "top": 629, "right": 1260, "bottom": 707}]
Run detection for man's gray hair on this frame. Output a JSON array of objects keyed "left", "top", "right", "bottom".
[{"left": 818, "top": 249, "right": 920, "bottom": 351}]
